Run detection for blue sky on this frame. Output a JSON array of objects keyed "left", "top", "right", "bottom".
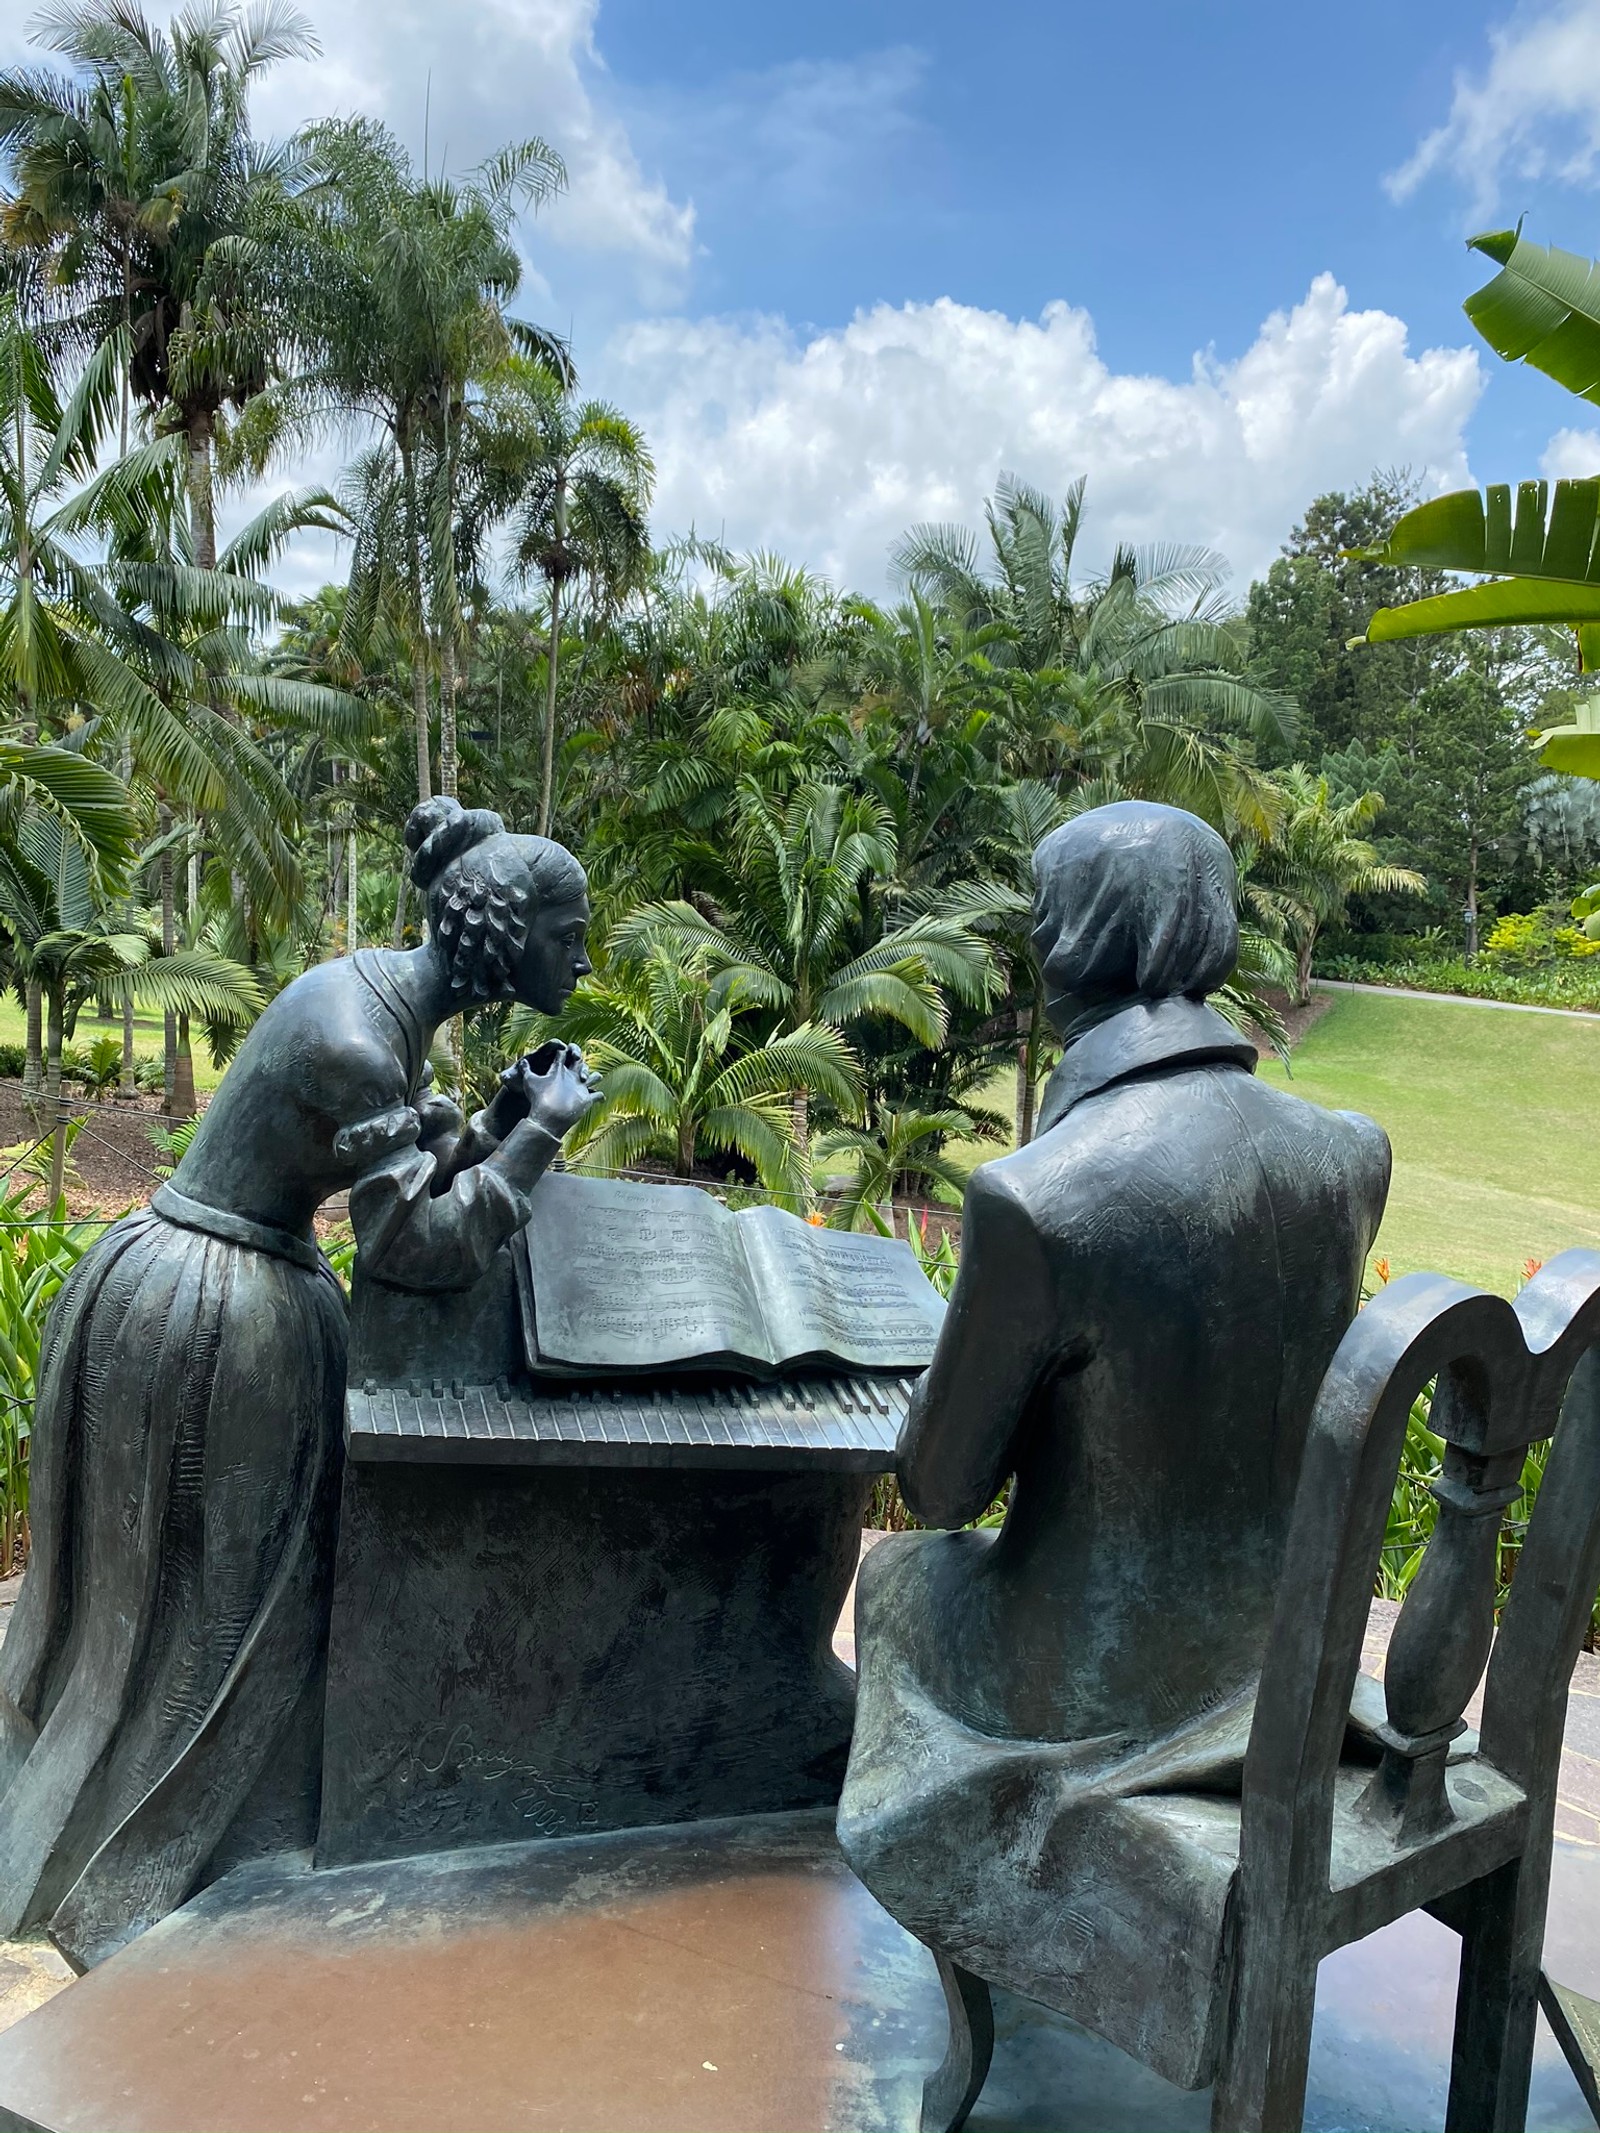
[{"left": 15, "top": 0, "right": 1600, "bottom": 595}]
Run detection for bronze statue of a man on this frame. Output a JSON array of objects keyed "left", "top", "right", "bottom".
[
  {"left": 0, "top": 798, "right": 597, "bottom": 1967},
  {"left": 838, "top": 800, "right": 1390, "bottom": 2081}
]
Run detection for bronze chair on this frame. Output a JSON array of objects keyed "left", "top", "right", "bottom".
[{"left": 913, "top": 1250, "right": 1600, "bottom": 2133}]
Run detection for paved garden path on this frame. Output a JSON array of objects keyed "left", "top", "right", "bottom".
[{"left": 1316, "top": 977, "right": 1600, "bottom": 1022}]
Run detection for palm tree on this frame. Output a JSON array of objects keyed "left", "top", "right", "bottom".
[
  {"left": 98, "top": 478, "right": 369, "bottom": 1111},
  {"left": 0, "top": 807, "right": 260, "bottom": 1198},
  {"left": 897, "top": 473, "right": 1294, "bottom": 836},
  {"left": 1244, "top": 769, "right": 1425, "bottom": 1004},
  {"left": 530, "top": 936, "right": 860, "bottom": 1207},
  {"left": 0, "top": 300, "right": 216, "bottom": 785},
  {"left": 270, "top": 117, "right": 568, "bottom": 805},
  {"left": 488, "top": 363, "right": 653, "bottom": 835},
  {"left": 834, "top": 588, "right": 1003, "bottom": 815},
  {"left": 0, "top": 0, "right": 321, "bottom": 568},
  {"left": 816, "top": 1101, "right": 975, "bottom": 1231},
  {"left": 612, "top": 779, "right": 996, "bottom": 1163}
]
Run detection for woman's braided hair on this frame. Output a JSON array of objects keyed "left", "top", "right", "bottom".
[{"left": 405, "top": 797, "right": 587, "bottom": 1001}]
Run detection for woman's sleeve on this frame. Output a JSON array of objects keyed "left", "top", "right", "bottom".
[
  {"left": 349, "top": 1117, "right": 564, "bottom": 1293},
  {"left": 896, "top": 1164, "right": 1056, "bottom": 1528}
]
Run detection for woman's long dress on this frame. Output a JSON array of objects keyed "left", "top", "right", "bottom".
[{"left": 0, "top": 951, "right": 541, "bottom": 1968}]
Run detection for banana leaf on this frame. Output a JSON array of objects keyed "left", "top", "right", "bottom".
[
  {"left": 1356, "top": 481, "right": 1600, "bottom": 672},
  {"left": 1352, "top": 228, "right": 1600, "bottom": 741},
  {"left": 1356, "top": 479, "right": 1600, "bottom": 583},
  {"left": 1533, "top": 697, "right": 1600, "bottom": 779},
  {"left": 1364, "top": 576, "right": 1600, "bottom": 643},
  {"left": 1464, "top": 228, "right": 1600, "bottom": 407}
]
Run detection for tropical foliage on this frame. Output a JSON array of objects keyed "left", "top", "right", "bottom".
[
  {"left": 1356, "top": 230, "right": 1600, "bottom": 780},
  {"left": 0, "top": 0, "right": 1577, "bottom": 1217}
]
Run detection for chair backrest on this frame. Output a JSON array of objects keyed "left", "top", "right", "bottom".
[{"left": 1240, "top": 1249, "right": 1600, "bottom": 1912}]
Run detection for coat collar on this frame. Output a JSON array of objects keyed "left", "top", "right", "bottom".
[{"left": 1035, "top": 996, "right": 1258, "bottom": 1136}]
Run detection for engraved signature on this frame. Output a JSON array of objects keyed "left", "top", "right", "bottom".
[{"left": 401, "top": 1721, "right": 600, "bottom": 1832}]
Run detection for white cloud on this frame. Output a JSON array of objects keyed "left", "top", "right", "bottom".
[
  {"left": 598, "top": 275, "right": 1483, "bottom": 596},
  {"left": 1388, "top": 0, "right": 1600, "bottom": 214},
  {"left": 244, "top": 0, "right": 695, "bottom": 289},
  {"left": 1542, "top": 423, "right": 1600, "bottom": 477}
]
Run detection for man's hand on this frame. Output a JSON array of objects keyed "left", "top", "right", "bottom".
[{"left": 507, "top": 1042, "right": 600, "bottom": 1142}]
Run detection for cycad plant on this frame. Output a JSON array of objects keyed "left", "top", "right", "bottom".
[{"left": 526, "top": 935, "right": 860, "bottom": 1208}]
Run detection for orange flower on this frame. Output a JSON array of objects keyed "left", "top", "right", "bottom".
[
  {"left": 1523, "top": 1257, "right": 1544, "bottom": 1285},
  {"left": 805, "top": 1210, "right": 825, "bottom": 1226},
  {"left": 1373, "top": 1256, "right": 1391, "bottom": 1285}
]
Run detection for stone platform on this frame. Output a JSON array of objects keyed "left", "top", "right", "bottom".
[{"left": 0, "top": 1808, "right": 1597, "bottom": 2133}]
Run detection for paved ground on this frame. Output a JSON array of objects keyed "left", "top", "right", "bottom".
[
  {"left": 1317, "top": 977, "right": 1600, "bottom": 1022},
  {"left": 1, "top": 1809, "right": 1596, "bottom": 2132},
  {"left": 0, "top": 1578, "right": 75, "bottom": 2026},
  {"left": 9, "top": 1561, "right": 1600, "bottom": 2124}
]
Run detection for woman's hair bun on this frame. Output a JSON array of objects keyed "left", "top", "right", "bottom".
[{"left": 404, "top": 796, "right": 505, "bottom": 891}]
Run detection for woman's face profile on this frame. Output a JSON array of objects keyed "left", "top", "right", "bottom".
[{"left": 513, "top": 896, "right": 593, "bottom": 1013}]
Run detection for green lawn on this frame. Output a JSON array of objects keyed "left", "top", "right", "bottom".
[
  {"left": 937, "top": 990, "right": 1600, "bottom": 1297},
  {"left": 1258, "top": 990, "right": 1600, "bottom": 1296},
  {"left": 0, "top": 997, "right": 226, "bottom": 1093}
]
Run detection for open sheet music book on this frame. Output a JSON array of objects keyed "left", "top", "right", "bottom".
[{"left": 516, "top": 1173, "right": 946, "bottom": 1379}]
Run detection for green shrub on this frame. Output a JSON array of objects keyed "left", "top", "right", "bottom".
[
  {"left": 0, "top": 1192, "right": 103, "bottom": 1572},
  {"left": 1323, "top": 927, "right": 1450, "bottom": 966},
  {"left": 147, "top": 1115, "right": 201, "bottom": 1177},
  {"left": 0, "top": 1044, "right": 26, "bottom": 1081},
  {"left": 1316, "top": 952, "right": 1600, "bottom": 1010},
  {"left": 1482, "top": 907, "right": 1600, "bottom": 971}
]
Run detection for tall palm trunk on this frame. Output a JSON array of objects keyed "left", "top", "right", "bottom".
[
  {"left": 118, "top": 737, "right": 137, "bottom": 1099},
  {"left": 439, "top": 634, "right": 458, "bottom": 799},
  {"left": 22, "top": 982, "right": 42, "bottom": 1117},
  {"left": 119, "top": 982, "right": 137, "bottom": 1102},
  {"left": 159, "top": 802, "right": 179, "bottom": 1114},
  {"left": 170, "top": 843, "right": 197, "bottom": 1118},
  {"left": 400, "top": 433, "right": 432, "bottom": 804},
  {"left": 1294, "top": 931, "right": 1316, "bottom": 1009},
  {"left": 538, "top": 574, "right": 562, "bottom": 837},
  {"left": 1014, "top": 990, "right": 1042, "bottom": 1147},
  {"left": 186, "top": 406, "right": 217, "bottom": 570},
  {"left": 791, "top": 1087, "right": 811, "bottom": 1203},
  {"left": 44, "top": 984, "right": 67, "bottom": 1208},
  {"left": 172, "top": 1016, "right": 195, "bottom": 1118}
]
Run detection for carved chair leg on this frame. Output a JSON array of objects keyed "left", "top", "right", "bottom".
[
  {"left": 1446, "top": 1857, "right": 1544, "bottom": 2133},
  {"left": 920, "top": 1947, "right": 994, "bottom": 2133},
  {"left": 1210, "top": 1954, "right": 1316, "bottom": 2133}
]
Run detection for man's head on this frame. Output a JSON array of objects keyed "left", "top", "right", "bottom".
[{"left": 1031, "top": 801, "right": 1238, "bottom": 1038}]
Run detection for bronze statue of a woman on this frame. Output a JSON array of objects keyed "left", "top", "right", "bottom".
[{"left": 0, "top": 798, "right": 597, "bottom": 1967}]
